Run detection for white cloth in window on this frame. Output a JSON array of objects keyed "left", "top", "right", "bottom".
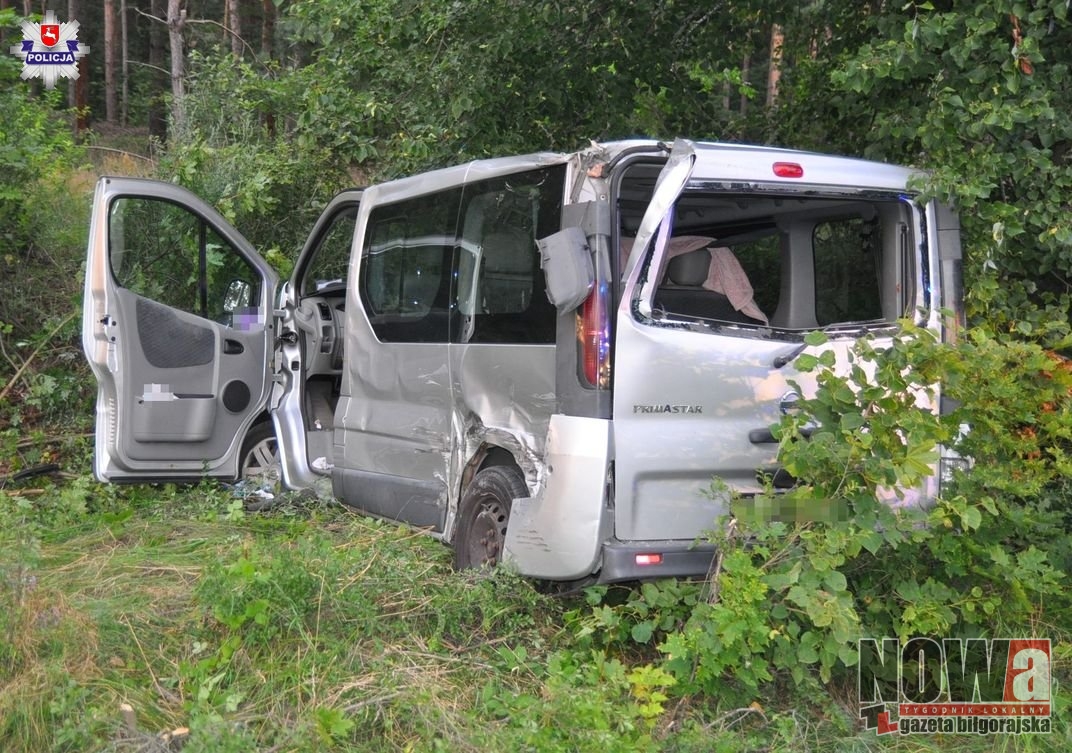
[{"left": 662, "top": 235, "right": 768, "bottom": 325}]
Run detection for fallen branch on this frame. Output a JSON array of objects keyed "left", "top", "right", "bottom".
[
  {"left": 0, "top": 310, "right": 79, "bottom": 404},
  {"left": 16, "top": 432, "right": 94, "bottom": 450},
  {"left": 0, "top": 463, "right": 61, "bottom": 485},
  {"left": 2, "top": 489, "right": 46, "bottom": 497},
  {"left": 704, "top": 516, "right": 737, "bottom": 605},
  {"left": 85, "top": 145, "right": 156, "bottom": 164}
]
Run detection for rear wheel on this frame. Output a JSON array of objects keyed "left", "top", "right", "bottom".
[{"left": 453, "top": 465, "right": 526, "bottom": 570}]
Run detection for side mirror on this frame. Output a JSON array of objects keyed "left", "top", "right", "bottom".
[{"left": 537, "top": 226, "right": 594, "bottom": 312}]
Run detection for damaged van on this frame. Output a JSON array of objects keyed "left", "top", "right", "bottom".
[{"left": 82, "top": 139, "right": 964, "bottom": 584}]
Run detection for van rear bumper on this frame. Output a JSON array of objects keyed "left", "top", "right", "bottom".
[{"left": 599, "top": 539, "right": 718, "bottom": 583}]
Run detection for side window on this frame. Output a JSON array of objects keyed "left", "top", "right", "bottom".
[
  {"left": 455, "top": 165, "right": 564, "bottom": 344},
  {"left": 300, "top": 206, "right": 358, "bottom": 297},
  {"left": 108, "top": 197, "right": 260, "bottom": 326},
  {"left": 813, "top": 217, "right": 883, "bottom": 325},
  {"left": 360, "top": 190, "right": 460, "bottom": 343}
]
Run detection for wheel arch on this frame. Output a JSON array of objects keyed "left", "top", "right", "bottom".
[{"left": 451, "top": 443, "right": 527, "bottom": 544}]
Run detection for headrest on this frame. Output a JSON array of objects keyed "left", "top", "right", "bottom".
[{"left": 666, "top": 249, "right": 711, "bottom": 286}]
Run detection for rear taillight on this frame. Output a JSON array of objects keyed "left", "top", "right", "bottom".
[
  {"left": 942, "top": 259, "right": 965, "bottom": 346},
  {"left": 579, "top": 281, "right": 611, "bottom": 388}
]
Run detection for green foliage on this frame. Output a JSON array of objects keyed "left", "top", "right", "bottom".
[
  {"left": 0, "top": 11, "right": 80, "bottom": 258},
  {"left": 566, "top": 323, "right": 1071, "bottom": 717},
  {"left": 568, "top": 579, "right": 700, "bottom": 650},
  {"left": 279, "top": 0, "right": 799, "bottom": 173},
  {"left": 6, "top": 1, "right": 1072, "bottom": 749},
  {"left": 157, "top": 52, "right": 349, "bottom": 269},
  {"left": 782, "top": 1, "right": 1072, "bottom": 339},
  {"left": 1, "top": 311, "right": 92, "bottom": 432},
  {"left": 0, "top": 13, "right": 88, "bottom": 395},
  {"left": 477, "top": 651, "right": 674, "bottom": 752},
  {"left": 195, "top": 538, "right": 325, "bottom": 647},
  {"left": 0, "top": 509, "right": 40, "bottom": 677}
]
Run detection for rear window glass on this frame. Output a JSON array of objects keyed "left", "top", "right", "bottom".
[{"left": 621, "top": 186, "right": 917, "bottom": 334}]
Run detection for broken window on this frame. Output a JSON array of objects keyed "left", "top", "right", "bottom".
[{"left": 636, "top": 191, "right": 916, "bottom": 334}]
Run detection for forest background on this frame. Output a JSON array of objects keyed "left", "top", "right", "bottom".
[{"left": 1, "top": 1, "right": 1071, "bottom": 751}]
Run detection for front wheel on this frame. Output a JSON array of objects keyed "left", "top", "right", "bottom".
[
  {"left": 238, "top": 421, "right": 282, "bottom": 511},
  {"left": 239, "top": 421, "right": 280, "bottom": 484},
  {"left": 453, "top": 465, "right": 526, "bottom": 570}
]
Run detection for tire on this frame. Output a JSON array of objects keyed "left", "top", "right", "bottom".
[
  {"left": 453, "top": 465, "right": 526, "bottom": 570},
  {"left": 238, "top": 420, "right": 280, "bottom": 485}
]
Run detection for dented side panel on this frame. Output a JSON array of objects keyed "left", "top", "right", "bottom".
[
  {"left": 333, "top": 334, "right": 454, "bottom": 531},
  {"left": 503, "top": 414, "right": 612, "bottom": 579},
  {"left": 444, "top": 343, "right": 556, "bottom": 539}
]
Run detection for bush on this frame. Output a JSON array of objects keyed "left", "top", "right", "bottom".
[
  {"left": 0, "top": 12, "right": 89, "bottom": 412},
  {"left": 0, "top": 13, "right": 80, "bottom": 262},
  {"left": 573, "top": 323, "right": 1071, "bottom": 710},
  {"left": 157, "top": 52, "right": 351, "bottom": 275}
]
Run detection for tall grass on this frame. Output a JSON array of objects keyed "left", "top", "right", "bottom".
[{"left": 2, "top": 476, "right": 1066, "bottom": 752}]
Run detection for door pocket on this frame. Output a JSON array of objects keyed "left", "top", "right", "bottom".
[{"left": 132, "top": 395, "right": 216, "bottom": 442}]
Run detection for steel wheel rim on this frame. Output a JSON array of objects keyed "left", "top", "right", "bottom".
[{"left": 467, "top": 499, "right": 508, "bottom": 567}]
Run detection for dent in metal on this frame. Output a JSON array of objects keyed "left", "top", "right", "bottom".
[
  {"left": 568, "top": 142, "right": 613, "bottom": 210},
  {"left": 503, "top": 414, "right": 612, "bottom": 580},
  {"left": 444, "top": 343, "right": 555, "bottom": 543}
]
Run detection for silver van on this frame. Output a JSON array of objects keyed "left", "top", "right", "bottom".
[{"left": 82, "top": 139, "right": 963, "bottom": 584}]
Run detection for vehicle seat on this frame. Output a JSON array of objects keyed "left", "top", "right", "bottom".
[
  {"left": 666, "top": 248, "right": 710, "bottom": 286},
  {"left": 480, "top": 229, "right": 534, "bottom": 314},
  {"left": 655, "top": 248, "right": 751, "bottom": 323},
  {"left": 466, "top": 228, "right": 555, "bottom": 343}
]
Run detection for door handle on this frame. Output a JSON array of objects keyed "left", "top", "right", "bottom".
[
  {"left": 755, "top": 467, "right": 797, "bottom": 489},
  {"left": 749, "top": 426, "right": 814, "bottom": 445},
  {"left": 223, "top": 339, "right": 244, "bottom": 355}
]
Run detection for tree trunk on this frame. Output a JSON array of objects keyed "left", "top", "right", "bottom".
[
  {"left": 148, "top": 0, "right": 167, "bottom": 141},
  {"left": 104, "top": 0, "right": 117, "bottom": 123},
  {"left": 766, "top": 24, "right": 784, "bottom": 108},
  {"left": 121, "top": 0, "right": 129, "bottom": 126},
  {"left": 261, "top": 0, "right": 274, "bottom": 59},
  {"left": 740, "top": 55, "right": 750, "bottom": 116},
  {"left": 262, "top": 0, "right": 276, "bottom": 136},
  {"left": 227, "top": 0, "right": 241, "bottom": 57},
  {"left": 167, "top": 0, "right": 185, "bottom": 135},
  {"left": 75, "top": 58, "right": 89, "bottom": 132},
  {"left": 66, "top": 0, "right": 87, "bottom": 133}
]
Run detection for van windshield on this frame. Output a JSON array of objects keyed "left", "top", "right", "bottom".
[{"left": 626, "top": 189, "right": 919, "bottom": 335}]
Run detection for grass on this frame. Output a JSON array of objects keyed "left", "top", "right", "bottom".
[
  {"left": 0, "top": 471, "right": 1068, "bottom": 752},
  {"left": 0, "top": 481, "right": 563, "bottom": 751}
]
